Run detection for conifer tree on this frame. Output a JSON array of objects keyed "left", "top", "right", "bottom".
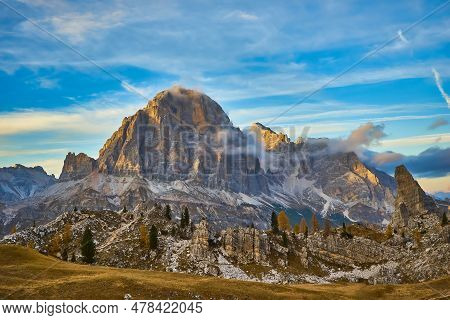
[
  {"left": 271, "top": 211, "right": 279, "bottom": 234},
  {"left": 32, "top": 220, "right": 36, "bottom": 228},
  {"left": 71, "top": 253, "right": 76, "bottom": 263},
  {"left": 277, "top": 210, "right": 291, "bottom": 232},
  {"left": 413, "top": 229, "right": 422, "bottom": 248},
  {"left": 180, "top": 207, "right": 190, "bottom": 228},
  {"left": 81, "top": 227, "right": 95, "bottom": 264},
  {"left": 282, "top": 232, "right": 289, "bottom": 247},
  {"left": 61, "top": 248, "right": 68, "bottom": 261},
  {"left": 164, "top": 204, "right": 172, "bottom": 221},
  {"left": 149, "top": 225, "right": 158, "bottom": 250},
  {"left": 442, "top": 212, "right": 448, "bottom": 226},
  {"left": 324, "top": 219, "right": 331, "bottom": 237},
  {"left": 311, "top": 213, "right": 319, "bottom": 233}
]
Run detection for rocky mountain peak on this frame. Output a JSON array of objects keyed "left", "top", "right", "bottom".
[
  {"left": 391, "top": 165, "right": 439, "bottom": 234},
  {"left": 394, "top": 165, "right": 437, "bottom": 215},
  {"left": 145, "top": 86, "right": 232, "bottom": 127},
  {"left": 60, "top": 152, "right": 97, "bottom": 181},
  {"left": 250, "top": 122, "right": 291, "bottom": 151}
]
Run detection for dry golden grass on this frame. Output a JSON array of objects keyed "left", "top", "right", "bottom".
[{"left": 0, "top": 245, "right": 448, "bottom": 300}]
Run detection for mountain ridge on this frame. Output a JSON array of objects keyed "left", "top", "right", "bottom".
[{"left": 1, "top": 87, "right": 397, "bottom": 235}]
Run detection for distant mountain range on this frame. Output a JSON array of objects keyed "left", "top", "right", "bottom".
[{"left": 0, "top": 87, "right": 399, "bottom": 235}]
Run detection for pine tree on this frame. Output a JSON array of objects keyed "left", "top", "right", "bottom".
[
  {"left": 442, "top": 212, "right": 448, "bottom": 226},
  {"left": 311, "top": 213, "right": 320, "bottom": 233},
  {"left": 180, "top": 207, "right": 190, "bottom": 228},
  {"left": 271, "top": 211, "right": 279, "bottom": 234},
  {"left": 299, "top": 218, "right": 308, "bottom": 236},
  {"left": 324, "top": 219, "right": 331, "bottom": 237},
  {"left": 61, "top": 248, "right": 68, "bottom": 261},
  {"left": 71, "top": 253, "right": 76, "bottom": 263},
  {"left": 164, "top": 204, "right": 172, "bottom": 221},
  {"left": 413, "top": 229, "right": 422, "bottom": 248},
  {"left": 293, "top": 223, "right": 300, "bottom": 234},
  {"left": 122, "top": 206, "right": 127, "bottom": 213},
  {"left": 81, "top": 227, "right": 95, "bottom": 264},
  {"left": 139, "top": 224, "right": 150, "bottom": 249},
  {"left": 277, "top": 210, "right": 291, "bottom": 232},
  {"left": 32, "top": 220, "right": 36, "bottom": 228},
  {"left": 74, "top": 206, "right": 78, "bottom": 212},
  {"left": 282, "top": 232, "right": 289, "bottom": 247},
  {"left": 149, "top": 225, "right": 158, "bottom": 250}
]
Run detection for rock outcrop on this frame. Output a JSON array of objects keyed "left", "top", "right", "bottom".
[
  {"left": 60, "top": 153, "right": 97, "bottom": 181},
  {"left": 391, "top": 165, "right": 439, "bottom": 234},
  {"left": 190, "top": 219, "right": 210, "bottom": 259},
  {"left": 220, "top": 227, "right": 269, "bottom": 263}
]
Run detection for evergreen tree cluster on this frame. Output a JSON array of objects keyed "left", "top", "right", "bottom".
[{"left": 180, "top": 207, "right": 190, "bottom": 228}]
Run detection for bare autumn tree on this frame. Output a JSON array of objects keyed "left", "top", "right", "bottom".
[
  {"left": 62, "top": 224, "right": 72, "bottom": 246},
  {"left": 139, "top": 224, "right": 150, "bottom": 250},
  {"left": 10, "top": 225, "right": 17, "bottom": 234},
  {"left": 299, "top": 218, "right": 308, "bottom": 236},
  {"left": 48, "top": 234, "right": 62, "bottom": 257},
  {"left": 277, "top": 211, "right": 291, "bottom": 232},
  {"left": 293, "top": 224, "right": 300, "bottom": 234},
  {"left": 385, "top": 224, "right": 393, "bottom": 239}
]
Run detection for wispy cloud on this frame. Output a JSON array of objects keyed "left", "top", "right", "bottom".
[
  {"left": 225, "top": 10, "right": 258, "bottom": 21},
  {"left": 397, "top": 29, "right": 409, "bottom": 44},
  {"left": 36, "top": 77, "right": 59, "bottom": 89},
  {"left": 0, "top": 104, "right": 139, "bottom": 136},
  {"left": 428, "top": 117, "right": 448, "bottom": 130},
  {"left": 380, "top": 133, "right": 450, "bottom": 148},
  {"left": 432, "top": 67, "right": 450, "bottom": 108}
]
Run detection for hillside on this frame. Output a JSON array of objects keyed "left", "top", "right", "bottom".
[{"left": 0, "top": 245, "right": 448, "bottom": 300}]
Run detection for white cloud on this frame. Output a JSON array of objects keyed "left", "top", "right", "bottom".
[
  {"left": 397, "top": 29, "right": 408, "bottom": 44},
  {"left": 380, "top": 133, "right": 450, "bottom": 148},
  {"left": 36, "top": 77, "right": 59, "bottom": 89},
  {"left": 0, "top": 104, "right": 140, "bottom": 136},
  {"left": 432, "top": 67, "right": 450, "bottom": 108},
  {"left": 225, "top": 10, "right": 258, "bottom": 21},
  {"left": 47, "top": 11, "right": 125, "bottom": 43}
]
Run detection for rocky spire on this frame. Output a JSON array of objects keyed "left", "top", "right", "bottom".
[
  {"left": 391, "top": 165, "right": 438, "bottom": 234},
  {"left": 60, "top": 152, "right": 97, "bottom": 181}
]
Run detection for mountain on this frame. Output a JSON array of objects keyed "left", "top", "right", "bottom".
[
  {"left": 2, "top": 165, "right": 447, "bottom": 285},
  {"left": 0, "top": 87, "right": 396, "bottom": 235},
  {"left": 0, "top": 165, "right": 56, "bottom": 203}
]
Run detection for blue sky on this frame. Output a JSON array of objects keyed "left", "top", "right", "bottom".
[{"left": 0, "top": 0, "right": 449, "bottom": 192}]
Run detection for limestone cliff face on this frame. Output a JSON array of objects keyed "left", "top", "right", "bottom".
[
  {"left": 220, "top": 226, "right": 269, "bottom": 263},
  {"left": 97, "top": 87, "right": 268, "bottom": 194},
  {"left": 190, "top": 219, "right": 210, "bottom": 259},
  {"left": 391, "top": 165, "right": 439, "bottom": 234},
  {"left": 60, "top": 153, "right": 97, "bottom": 181}
]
